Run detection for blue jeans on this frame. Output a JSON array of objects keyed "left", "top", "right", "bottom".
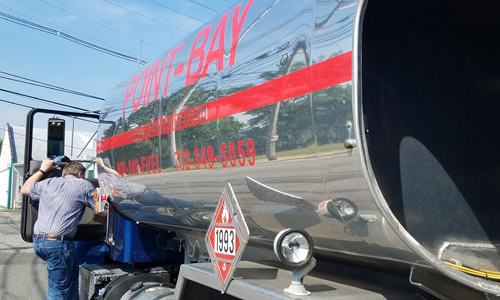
[{"left": 33, "top": 237, "right": 79, "bottom": 300}]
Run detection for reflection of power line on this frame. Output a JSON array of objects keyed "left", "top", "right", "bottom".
[
  {"left": 102, "top": 0, "right": 189, "bottom": 33},
  {"left": 0, "top": 70, "right": 105, "bottom": 101},
  {"left": 38, "top": 0, "right": 167, "bottom": 51},
  {"left": 0, "top": 88, "right": 90, "bottom": 111},
  {"left": 0, "top": 9, "right": 148, "bottom": 65}
]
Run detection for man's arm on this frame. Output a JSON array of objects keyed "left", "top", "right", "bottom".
[{"left": 20, "top": 159, "right": 56, "bottom": 196}]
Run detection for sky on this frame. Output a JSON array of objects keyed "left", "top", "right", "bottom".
[{"left": 0, "top": 0, "right": 233, "bottom": 135}]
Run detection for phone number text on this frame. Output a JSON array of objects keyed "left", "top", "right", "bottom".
[{"left": 175, "top": 139, "right": 255, "bottom": 171}]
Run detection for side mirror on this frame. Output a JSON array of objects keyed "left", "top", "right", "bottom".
[{"left": 47, "top": 118, "right": 65, "bottom": 158}]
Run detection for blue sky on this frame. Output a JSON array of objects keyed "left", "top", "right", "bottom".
[{"left": 0, "top": 0, "right": 232, "bottom": 133}]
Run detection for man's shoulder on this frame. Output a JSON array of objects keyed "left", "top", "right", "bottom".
[
  {"left": 78, "top": 178, "right": 95, "bottom": 188},
  {"left": 39, "top": 176, "right": 61, "bottom": 184}
]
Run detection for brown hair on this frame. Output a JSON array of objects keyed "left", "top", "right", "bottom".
[{"left": 62, "top": 162, "right": 86, "bottom": 177}]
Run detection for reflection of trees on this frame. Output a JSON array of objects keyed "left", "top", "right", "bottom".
[
  {"left": 115, "top": 84, "right": 246, "bottom": 170},
  {"left": 243, "top": 57, "right": 352, "bottom": 158},
  {"left": 244, "top": 41, "right": 310, "bottom": 160},
  {"left": 313, "top": 85, "right": 352, "bottom": 145},
  {"left": 107, "top": 54, "right": 351, "bottom": 169},
  {"left": 162, "top": 83, "right": 245, "bottom": 167},
  {"left": 168, "top": 80, "right": 200, "bottom": 166},
  {"left": 100, "top": 118, "right": 119, "bottom": 140},
  {"left": 267, "top": 39, "right": 310, "bottom": 160}
]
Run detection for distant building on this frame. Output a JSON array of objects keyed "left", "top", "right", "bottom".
[{"left": 0, "top": 123, "right": 96, "bottom": 208}]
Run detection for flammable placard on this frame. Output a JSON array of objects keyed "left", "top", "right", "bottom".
[{"left": 205, "top": 182, "right": 249, "bottom": 293}]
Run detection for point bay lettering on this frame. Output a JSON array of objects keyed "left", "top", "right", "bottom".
[{"left": 122, "top": 0, "right": 254, "bottom": 116}]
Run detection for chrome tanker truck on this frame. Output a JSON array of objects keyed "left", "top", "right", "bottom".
[{"left": 21, "top": 0, "right": 500, "bottom": 299}]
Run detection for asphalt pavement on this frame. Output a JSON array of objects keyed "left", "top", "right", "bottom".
[{"left": 0, "top": 209, "right": 48, "bottom": 300}]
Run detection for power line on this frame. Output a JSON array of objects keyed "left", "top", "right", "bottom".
[
  {"left": 145, "top": 0, "right": 205, "bottom": 23},
  {"left": 0, "top": 9, "right": 148, "bottom": 65},
  {"left": 0, "top": 71, "right": 105, "bottom": 101},
  {"left": 0, "top": 9, "right": 147, "bottom": 64},
  {"left": 76, "top": 130, "right": 97, "bottom": 159},
  {"left": 0, "top": 88, "right": 91, "bottom": 111},
  {"left": 102, "top": 0, "right": 189, "bottom": 33},
  {"left": 38, "top": 0, "right": 167, "bottom": 52},
  {"left": 0, "top": 126, "right": 97, "bottom": 151},
  {"left": 0, "top": 3, "right": 150, "bottom": 62},
  {"left": 0, "top": 98, "right": 99, "bottom": 125},
  {"left": 0, "top": 98, "right": 34, "bottom": 109},
  {"left": 0, "top": 75, "right": 104, "bottom": 100}
]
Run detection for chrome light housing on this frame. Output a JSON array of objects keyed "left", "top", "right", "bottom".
[{"left": 274, "top": 229, "right": 314, "bottom": 267}]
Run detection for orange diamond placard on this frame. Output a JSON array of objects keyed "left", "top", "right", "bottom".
[{"left": 206, "top": 182, "right": 249, "bottom": 293}]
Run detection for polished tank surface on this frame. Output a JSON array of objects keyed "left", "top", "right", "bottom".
[{"left": 96, "top": 0, "right": 500, "bottom": 295}]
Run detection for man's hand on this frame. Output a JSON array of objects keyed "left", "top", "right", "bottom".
[
  {"left": 20, "top": 159, "right": 56, "bottom": 196},
  {"left": 40, "top": 159, "right": 57, "bottom": 173}
]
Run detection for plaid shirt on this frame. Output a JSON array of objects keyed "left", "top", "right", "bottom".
[{"left": 30, "top": 175, "right": 95, "bottom": 237}]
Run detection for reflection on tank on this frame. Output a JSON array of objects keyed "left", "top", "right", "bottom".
[
  {"left": 245, "top": 176, "right": 375, "bottom": 223},
  {"left": 97, "top": 158, "right": 217, "bottom": 229},
  {"left": 247, "top": 176, "right": 371, "bottom": 239},
  {"left": 93, "top": 0, "right": 500, "bottom": 295}
]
